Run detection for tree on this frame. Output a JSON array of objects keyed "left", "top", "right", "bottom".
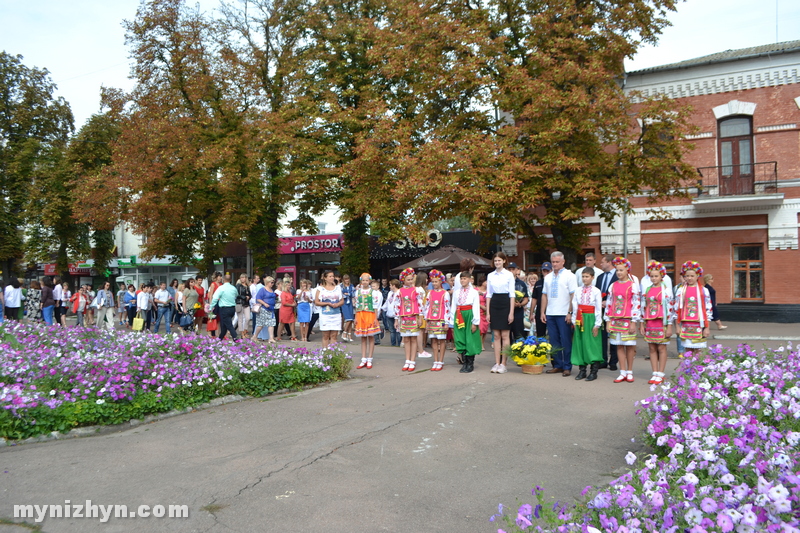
[
  {"left": 101, "top": 0, "right": 277, "bottom": 276},
  {"left": 69, "top": 112, "right": 124, "bottom": 276},
  {"left": 0, "top": 52, "right": 73, "bottom": 281},
  {"left": 323, "top": 0, "right": 697, "bottom": 265}
]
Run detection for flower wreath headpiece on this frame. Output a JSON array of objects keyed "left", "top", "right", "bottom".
[
  {"left": 646, "top": 260, "right": 667, "bottom": 277},
  {"left": 680, "top": 260, "right": 703, "bottom": 277},
  {"left": 399, "top": 268, "right": 416, "bottom": 281},
  {"left": 612, "top": 256, "right": 631, "bottom": 271},
  {"left": 428, "top": 269, "right": 444, "bottom": 281}
]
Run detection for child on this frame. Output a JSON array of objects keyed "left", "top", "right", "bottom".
[
  {"left": 394, "top": 268, "right": 423, "bottom": 371},
  {"left": 382, "top": 279, "right": 401, "bottom": 346},
  {"left": 604, "top": 257, "right": 641, "bottom": 383},
  {"left": 354, "top": 274, "right": 383, "bottom": 369},
  {"left": 296, "top": 279, "right": 312, "bottom": 342},
  {"left": 571, "top": 269, "right": 603, "bottom": 381},
  {"left": 416, "top": 272, "right": 431, "bottom": 359},
  {"left": 423, "top": 270, "right": 451, "bottom": 371},
  {"left": 340, "top": 274, "right": 356, "bottom": 342},
  {"left": 639, "top": 260, "right": 676, "bottom": 385},
  {"left": 477, "top": 278, "right": 489, "bottom": 352},
  {"left": 370, "top": 279, "right": 384, "bottom": 345},
  {"left": 674, "top": 261, "right": 712, "bottom": 357},
  {"left": 450, "top": 270, "right": 481, "bottom": 373}
]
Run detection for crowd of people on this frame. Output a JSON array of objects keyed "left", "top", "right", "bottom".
[{"left": 1, "top": 252, "right": 726, "bottom": 383}]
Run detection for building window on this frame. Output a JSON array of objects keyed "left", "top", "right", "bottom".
[
  {"left": 732, "top": 245, "right": 763, "bottom": 301},
  {"left": 525, "top": 250, "right": 551, "bottom": 273},
  {"left": 718, "top": 116, "right": 754, "bottom": 195},
  {"left": 647, "top": 247, "right": 675, "bottom": 285},
  {"left": 317, "top": 222, "right": 327, "bottom": 233}
]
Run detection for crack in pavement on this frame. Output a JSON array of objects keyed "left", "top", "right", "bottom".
[{"left": 226, "top": 384, "right": 504, "bottom": 502}]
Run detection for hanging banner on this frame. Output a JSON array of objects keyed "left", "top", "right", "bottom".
[{"left": 279, "top": 234, "right": 343, "bottom": 254}]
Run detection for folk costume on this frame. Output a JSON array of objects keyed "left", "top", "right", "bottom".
[
  {"left": 675, "top": 261, "right": 712, "bottom": 349},
  {"left": 570, "top": 283, "right": 603, "bottom": 381},
  {"left": 354, "top": 286, "right": 383, "bottom": 337},
  {"left": 394, "top": 268, "right": 424, "bottom": 338},
  {"left": 449, "top": 283, "right": 482, "bottom": 372},
  {"left": 423, "top": 288, "right": 451, "bottom": 340},
  {"left": 340, "top": 283, "right": 355, "bottom": 322},
  {"left": 604, "top": 258, "right": 641, "bottom": 347},
  {"left": 641, "top": 262, "right": 676, "bottom": 346}
]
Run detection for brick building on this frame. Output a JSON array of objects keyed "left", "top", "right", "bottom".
[{"left": 514, "top": 41, "right": 800, "bottom": 321}]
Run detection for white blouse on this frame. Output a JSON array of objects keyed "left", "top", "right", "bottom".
[{"left": 486, "top": 269, "right": 515, "bottom": 298}]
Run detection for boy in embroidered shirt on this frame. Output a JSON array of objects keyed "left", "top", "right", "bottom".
[
  {"left": 450, "top": 271, "right": 482, "bottom": 373},
  {"left": 570, "top": 269, "right": 603, "bottom": 382}
]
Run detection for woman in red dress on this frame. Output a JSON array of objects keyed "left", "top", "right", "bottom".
[
  {"left": 279, "top": 285, "right": 297, "bottom": 341},
  {"left": 193, "top": 275, "right": 206, "bottom": 332}
]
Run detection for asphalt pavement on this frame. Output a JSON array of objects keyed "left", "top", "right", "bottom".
[{"left": 0, "top": 321, "right": 796, "bottom": 532}]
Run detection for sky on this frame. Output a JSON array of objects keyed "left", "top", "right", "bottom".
[{"left": 1, "top": 0, "right": 800, "bottom": 131}]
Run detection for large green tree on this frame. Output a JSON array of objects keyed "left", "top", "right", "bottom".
[{"left": 0, "top": 52, "right": 73, "bottom": 281}]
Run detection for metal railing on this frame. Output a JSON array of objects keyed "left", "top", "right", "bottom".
[{"left": 695, "top": 161, "right": 778, "bottom": 197}]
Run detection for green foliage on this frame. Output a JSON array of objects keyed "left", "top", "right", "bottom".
[{"left": 340, "top": 216, "right": 370, "bottom": 278}]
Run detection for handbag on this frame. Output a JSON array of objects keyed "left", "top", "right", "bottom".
[
  {"left": 252, "top": 304, "right": 262, "bottom": 313},
  {"left": 207, "top": 317, "right": 219, "bottom": 332},
  {"left": 179, "top": 313, "right": 193, "bottom": 328},
  {"left": 132, "top": 311, "right": 144, "bottom": 331}
]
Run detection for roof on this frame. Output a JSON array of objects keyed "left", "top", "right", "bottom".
[{"left": 627, "top": 40, "right": 800, "bottom": 75}]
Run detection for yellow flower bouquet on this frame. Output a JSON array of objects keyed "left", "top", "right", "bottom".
[{"left": 505, "top": 336, "right": 552, "bottom": 373}]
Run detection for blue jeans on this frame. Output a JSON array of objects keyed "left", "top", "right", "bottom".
[
  {"left": 42, "top": 305, "right": 54, "bottom": 326},
  {"left": 546, "top": 315, "right": 572, "bottom": 370},
  {"left": 386, "top": 316, "right": 400, "bottom": 346},
  {"left": 153, "top": 306, "right": 171, "bottom": 333}
]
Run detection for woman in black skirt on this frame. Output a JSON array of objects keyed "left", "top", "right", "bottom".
[{"left": 485, "top": 252, "right": 516, "bottom": 373}]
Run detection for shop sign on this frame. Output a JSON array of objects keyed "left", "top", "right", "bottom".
[
  {"left": 44, "top": 262, "right": 92, "bottom": 276},
  {"left": 279, "top": 234, "right": 343, "bottom": 254},
  {"left": 393, "top": 229, "right": 443, "bottom": 250}
]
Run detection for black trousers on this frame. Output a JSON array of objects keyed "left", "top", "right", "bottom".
[
  {"left": 218, "top": 306, "right": 237, "bottom": 340},
  {"left": 307, "top": 312, "right": 319, "bottom": 339}
]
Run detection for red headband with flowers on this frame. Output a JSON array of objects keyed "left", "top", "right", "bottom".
[
  {"left": 428, "top": 269, "right": 444, "bottom": 281},
  {"left": 646, "top": 260, "right": 667, "bottom": 276},
  {"left": 399, "top": 268, "right": 416, "bottom": 281},
  {"left": 680, "top": 260, "right": 703, "bottom": 277},
  {"left": 612, "top": 256, "right": 631, "bottom": 271}
]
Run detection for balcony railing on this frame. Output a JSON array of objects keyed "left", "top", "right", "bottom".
[{"left": 696, "top": 161, "right": 778, "bottom": 197}]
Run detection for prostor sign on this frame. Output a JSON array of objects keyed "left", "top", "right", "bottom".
[{"left": 279, "top": 234, "right": 344, "bottom": 254}]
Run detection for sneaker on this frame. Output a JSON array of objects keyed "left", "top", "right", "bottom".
[
  {"left": 496, "top": 364, "right": 507, "bottom": 374},
  {"left": 418, "top": 351, "right": 432, "bottom": 358},
  {"left": 490, "top": 364, "right": 499, "bottom": 373}
]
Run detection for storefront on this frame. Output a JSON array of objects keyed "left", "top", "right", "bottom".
[
  {"left": 116, "top": 256, "right": 222, "bottom": 289},
  {"left": 42, "top": 261, "right": 107, "bottom": 288},
  {"left": 277, "top": 234, "right": 343, "bottom": 286}
]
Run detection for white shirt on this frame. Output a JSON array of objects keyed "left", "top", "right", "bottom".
[
  {"left": 382, "top": 290, "right": 399, "bottom": 318},
  {"left": 154, "top": 289, "right": 171, "bottom": 306},
  {"left": 250, "top": 283, "right": 263, "bottom": 309},
  {"left": 486, "top": 269, "right": 515, "bottom": 298},
  {"left": 449, "top": 286, "right": 481, "bottom": 327},
  {"left": 542, "top": 268, "right": 578, "bottom": 316},
  {"left": 571, "top": 285, "right": 602, "bottom": 322},
  {"left": 4, "top": 286, "right": 22, "bottom": 307},
  {"left": 136, "top": 291, "right": 151, "bottom": 311},
  {"left": 53, "top": 284, "right": 63, "bottom": 302}
]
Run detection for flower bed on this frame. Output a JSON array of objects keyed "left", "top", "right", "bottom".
[
  {"left": 491, "top": 344, "right": 800, "bottom": 532},
  {"left": 0, "top": 321, "right": 351, "bottom": 441}
]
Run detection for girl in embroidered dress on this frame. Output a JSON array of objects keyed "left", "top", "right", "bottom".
[
  {"left": 639, "top": 260, "right": 676, "bottom": 385},
  {"left": 354, "top": 274, "right": 383, "bottom": 370},
  {"left": 570, "top": 269, "right": 603, "bottom": 382},
  {"left": 604, "top": 257, "right": 641, "bottom": 383},
  {"left": 674, "top": 260, "right": 712, "bottom": 357},
  {"left": 450, "top": 271, "right": 482, "bottom": 373},
  {"left": 394, "top": 268, "right": 424, "bottom": 371},
  {"left": 423, "top": 270, "right": 451, "bottom": 371}
]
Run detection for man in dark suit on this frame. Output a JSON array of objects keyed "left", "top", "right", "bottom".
[{"left": 595, "top": 254, "right": 618, "bottom": 370}]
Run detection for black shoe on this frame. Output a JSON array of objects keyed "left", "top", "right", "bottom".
[
  {"left": 459, "top": 354, "right": 468, "bottom": 373},
  {"left": 586, "top": 364, "right": 599, "bottom": 382},
  {"left": 609, "top": 364, "right": 618, "bottom": 371},
  {"left": 464, "top": 356, "right": 475, "bottom": 373},
  {"left": 574, "top": 366, "right": 587, "bottom": 380},
  {"left": 598, "top": 362, "right": 608, "bottom": 369}
]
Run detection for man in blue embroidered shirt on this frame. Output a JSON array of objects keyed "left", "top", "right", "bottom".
[{"left": 540, "top": 251, "right": 578, "bottom": 376}]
